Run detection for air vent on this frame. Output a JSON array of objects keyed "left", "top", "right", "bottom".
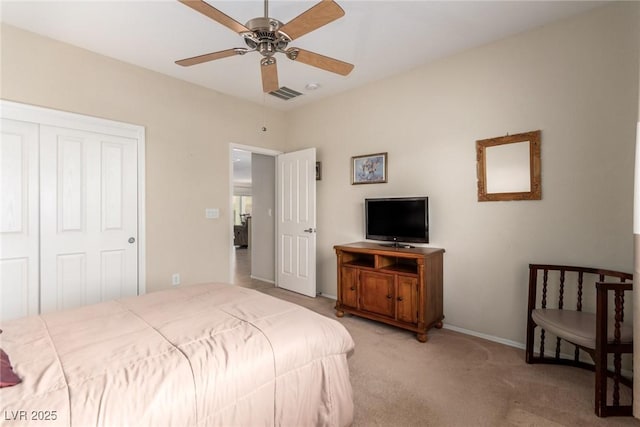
[{"left": 269, "top": 87, "right": 303, "bottom": 100}]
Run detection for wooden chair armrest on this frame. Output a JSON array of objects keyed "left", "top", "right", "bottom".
[
  {"left": 596, "top": 281, "right": 632, "bottom": 348},
  {"left": 596, "top": 282, "right": 633, "bottom": 292}
]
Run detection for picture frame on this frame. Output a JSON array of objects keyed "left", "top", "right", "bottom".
[
  {"left": 315, "top": 161, "right": 322, "bottom": 180},
  {"left": 476, "top": 130, "right": 541, "bottom": 201},
  {"left": 351, "top": 152, "right": 387, "bottom": 184}
]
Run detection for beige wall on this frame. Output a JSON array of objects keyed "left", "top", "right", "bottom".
[
  {"left": 286, "top": 2, "right": 640, "bottom": 344},
  {"left": 0, "top": 24, "right": 287, "bottom": 292}
]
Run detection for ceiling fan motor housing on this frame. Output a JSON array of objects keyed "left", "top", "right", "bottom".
[{"left": 244, "top": 17, "right": 290, "bottom": 57}]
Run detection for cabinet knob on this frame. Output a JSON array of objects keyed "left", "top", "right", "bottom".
[
  {"left": 397, "top": 296, "right": 404, "bottom": 302},
  {"left": 386, "top": 295, "right": 393, "bottom": 299},
  {"left": 350, "top": 286, "right": 356, "bottom": 291}
]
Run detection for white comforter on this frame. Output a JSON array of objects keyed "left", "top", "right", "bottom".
[{"left": 0, "top": 283, "right": 355, "bottom": 426}]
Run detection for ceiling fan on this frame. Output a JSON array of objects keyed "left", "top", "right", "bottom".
[{"left": 175, "top": 0, "right": 354, "bottom": 93}]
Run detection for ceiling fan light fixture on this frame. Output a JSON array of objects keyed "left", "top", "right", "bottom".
[{"left": 176, "top": 0, "right": 354, "bottom": 91}]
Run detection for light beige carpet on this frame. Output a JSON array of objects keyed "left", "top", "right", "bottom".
[
  {"left": 233, "top": 249, "right": 638, "bottom": 426},
  {"left": 261, "top": 286, "right": 636, "bottom": 427}
]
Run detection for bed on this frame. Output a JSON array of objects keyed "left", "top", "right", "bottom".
[{"left": 0, "top": 283, "right": 355, "bottom": 426}]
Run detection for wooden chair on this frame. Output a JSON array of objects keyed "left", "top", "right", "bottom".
[{"left": 525, "top": 264, "right": 633, "bottom": 417}]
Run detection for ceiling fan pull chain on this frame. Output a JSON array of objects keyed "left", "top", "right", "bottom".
[{"left": 261, "top": 93, "right": 268, "bottom": 132}]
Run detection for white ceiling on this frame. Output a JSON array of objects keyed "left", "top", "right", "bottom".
[{"left": 1, "top": 1, "right": 607, "bottom": 111}]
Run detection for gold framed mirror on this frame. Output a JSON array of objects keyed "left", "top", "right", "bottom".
[{"left": 476, "top": 130, "right": 541, "bottom": 201}]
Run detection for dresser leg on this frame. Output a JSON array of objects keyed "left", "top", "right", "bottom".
[
  {"left": 435, "top": 321, "right": 443, "bottom": 329},
  {"left": 416, "top": 332, "right": 428, "bottom": 343},
  {"left": 336, "top": 310, "right": 345, "bottom": 318}
]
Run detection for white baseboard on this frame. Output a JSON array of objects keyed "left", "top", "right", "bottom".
[
  {"left": 442, "top": 324, "right": 526, "bottom": 350},
  {"left": 250, "top": 275, "right": 275, "bottom": 284},
  {"left": 318, "top": 292, "right": 337, "bottom": 300}
]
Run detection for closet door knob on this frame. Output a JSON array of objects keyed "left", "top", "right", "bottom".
[{"left": 128, "top": 237, "right": 136, "bottom": 244}]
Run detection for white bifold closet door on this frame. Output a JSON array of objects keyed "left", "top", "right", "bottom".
[
  {"left": 0, "top": 119, "right": 40, "bottom": 320},
  {"left": 0, "top": 118, "right": 139, "bottom": 321},
  {"left": 39, "top": 125, "right": 138, "bottom": 313}
]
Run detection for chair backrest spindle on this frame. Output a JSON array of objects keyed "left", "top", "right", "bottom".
[
  {"left": 614, "top": 290, "right": 623, "bottom": 343},
  {"left": 558, "top": 269, "right": 565, "bottom": 309},
  {"left": 577, "top": 271, "right": 583, "bottom": 311},
  {"left": 542, "top": 269, "right": 549, "bottom": 308},
  {"left": 619, "top": 278, "right": 626, "bottom": 323}
]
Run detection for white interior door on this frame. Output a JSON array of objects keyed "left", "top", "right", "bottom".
[
  {"left": 39, "top": 125, "right": 138, "bottom": 313},
  {"left": 276, "top": 148, "right": 316, "bottom": 297},
  {"left": 0, "top": 119, "right": 40, "bottom": 321}
]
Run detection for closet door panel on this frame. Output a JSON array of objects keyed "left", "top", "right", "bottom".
[
  {"left": 58, "top": 137, "right": 84, "bottom": 231},
  {"left": 40, "top": 126, "right": 138, "bottom": 313},
  {"left": 0, "top": 119, "right": 40, "bottom": 321},
  {"left": 56, "top": 253, "right": 88, "bottom": 309}
]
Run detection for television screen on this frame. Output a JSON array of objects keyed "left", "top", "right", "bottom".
[{"left": 365, "top": 197, "right": 429, "bottom": 245}]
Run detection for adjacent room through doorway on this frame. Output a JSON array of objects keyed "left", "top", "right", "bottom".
[{"left": 230, "top": 145, "right": 277, "bottom": 286}]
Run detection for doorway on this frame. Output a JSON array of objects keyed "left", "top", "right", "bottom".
[{"left": 229, "top": 144, "right": 279, "bottom": 286}]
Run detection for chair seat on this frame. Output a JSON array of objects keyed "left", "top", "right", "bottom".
[{"left": 532, "top": 309, "right": 632, "bottom": 349}]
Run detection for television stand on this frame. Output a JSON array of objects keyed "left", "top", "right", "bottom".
[
  {"left": 334, "top": 242, "right": 444, "bottom": 342},
  {"left": 380, "top": 242, "right": 414, "bottom": 249}
]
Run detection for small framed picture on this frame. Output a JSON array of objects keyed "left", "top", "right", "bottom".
[
  {"left": 316, "top": 162, "right": 322, "bottom": 180},
  {"left": 351, "top": 152, "right": 387, "bottom": 184}
]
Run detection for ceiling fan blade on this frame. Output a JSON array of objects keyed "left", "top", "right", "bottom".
[
  {"left": 261, "top": 58, "right": 279, "bottom": 93},
  {"left": 178, "top": 0, "right": 250, "bottom": 34},
  {"left": 175, "top": 48, "right": 240, "bottom": 66},
  {"left": 287, "top": 48, "right": 354, "bottom": 76},
  {"left": 279, "top": 0, "right": 345, "bottom": 41}
]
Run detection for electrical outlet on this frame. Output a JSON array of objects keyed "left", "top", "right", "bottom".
[{"left": 172, "top": 273, "right": 180, "bottom": 286}]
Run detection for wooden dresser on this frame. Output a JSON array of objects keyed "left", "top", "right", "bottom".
[{"left": 334, "top": 242, "right": 444, "bottom": 342}]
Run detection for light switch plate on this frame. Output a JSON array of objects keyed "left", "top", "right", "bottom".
[{"left": 205, "top": 208, "right": 219, "bottom": 219}]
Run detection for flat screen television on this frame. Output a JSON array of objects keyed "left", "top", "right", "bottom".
[{"left": 365, "top": 197, "right": 429, "bottom": 246}]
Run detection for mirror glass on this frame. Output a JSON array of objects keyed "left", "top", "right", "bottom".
[
  {"left": 477, "top": 130, "right": 541, "bottom": 201},
  {"left": 485, "top": 141, "right": 531, "bottom": 193}
]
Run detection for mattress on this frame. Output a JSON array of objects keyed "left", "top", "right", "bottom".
[{"left": 0, "top": 283, "right": 355, "bottom": 426}]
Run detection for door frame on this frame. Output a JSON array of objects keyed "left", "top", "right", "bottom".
[
  {"left": 228, "top": 143, "right": 281, "bottom": 284},
  {"left": 0, "top": 100, "right": 147, "bottom": 294}
]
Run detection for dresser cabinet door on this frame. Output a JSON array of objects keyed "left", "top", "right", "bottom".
[
  {"left": 360, "top": 271, "right": 395, "bottom": 317},
  {"left": 396, "top": 275, "right": 418, "bottom": 324},
  {"left": 340, "top": 266, "right": 359, "bottom": 309}
]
